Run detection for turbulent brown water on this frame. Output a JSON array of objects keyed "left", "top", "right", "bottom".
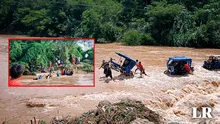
[
  {"left": 20, "top": 73, "right": 93, "bottom": 86},
  {"left": 0, "top": 35, "right": 220, "bottom": 123}
]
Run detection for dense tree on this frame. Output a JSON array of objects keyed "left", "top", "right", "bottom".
[
  {"left": 1, "top": 0, "right": 219, "bottom": 48},
  {"left": 10, "top": 40, "right": 94, "bottom": 72},
  {"left": 145, "top": 2, "right": 184, "bottom": 45}
]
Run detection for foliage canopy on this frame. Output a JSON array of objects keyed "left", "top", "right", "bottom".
[
  {"left": 10, "top": 40, "right": 94, "bottom": 72},
  {"left": 1, "top": 0, "right": 220, "bottom": 48}
]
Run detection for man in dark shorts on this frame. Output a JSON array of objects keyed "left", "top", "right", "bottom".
[
  {"left": 105, "top": 65, "right": 113, "bottom": 79},
  {"left": 99, "top": 60, "right": 113, "bottom": 80}
]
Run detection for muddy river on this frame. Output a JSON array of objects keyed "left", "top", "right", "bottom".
[
  {"left": 0, "top": 35, "right": 220, "bottom": 123},
  {"left": 20, "top": 73, "right": 93, "bottom": 86}
]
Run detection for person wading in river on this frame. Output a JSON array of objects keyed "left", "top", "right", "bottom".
[
  {"left": 99, "top": 60, "right": 114, "bottom": 81},
  {"left": 137, "top": 62, "right": 147, "bottom": 77},
  {"left": 135, "top": 59, "right": 140, "bottom": 73},
  {"left": 9, "top": 64, "right": 24, "bottom": 86}
]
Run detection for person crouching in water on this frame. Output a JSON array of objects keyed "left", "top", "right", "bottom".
[
  {"left": 99, "top": 60, "right": 113, "bottom": 80},
  {"left": 33, "top": 75, "right": 43, "bottom": 80},
  {"left": 183, "top": 61, "right": 193, "bottom": 75},
  {"left": 137, "top": 62, "right": 147, "bottom": 77},
  {"left": 9, "top": 64, "right": 24, "bottom": 86}
]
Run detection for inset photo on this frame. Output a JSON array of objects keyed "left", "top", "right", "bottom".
[{"left": 8, "top": 38, "right": 95, "bottom": 87}]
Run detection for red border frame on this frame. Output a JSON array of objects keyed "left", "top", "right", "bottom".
[{"left": 8, "top": 37, "right": 96, "bottom": 88}]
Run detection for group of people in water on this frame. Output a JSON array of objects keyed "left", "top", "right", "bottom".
[
  {"left": 99, "top": 59, "right": 148, "bottom": 81},
  {"left": 135, "top": 60, "right": 148, "bottom": 76},
  {"left": 9, "top": 54, "right": 195, "bottom": 86},
  {"left": 9, "top": 56, "right": 81, "bottom": 86},
  {"left": 32, "top": 68, "right": 74, "bottom": 80},
  {"left": 9, "top": 52, "right": 93, "bottom": 86},
  {"left": 99, "top": 57, "right": 195, "bottom": 81},
  {"left": 34, "top": 58, "right": 78, "bottom": 80}
]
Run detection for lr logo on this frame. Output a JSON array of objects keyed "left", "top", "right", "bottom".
[{"left": 192, "top": 107, "right": 213, "bottom": 118}]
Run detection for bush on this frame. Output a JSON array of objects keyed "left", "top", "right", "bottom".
[
  {"left": 146, "top": 3, "right": 184, "bottom": 45},
  {"left": 100, "top": 22, "right": 122, "bottom": 42},
  {"left": 121, "top": 29, "right": 143, "bottom": 46},
  {"left": 141, "top": 33, "right": 155, "bottom": 45},
  {"left": 78, "top": 63, "right": 93, "bottom": 72},
  {"left": 97, "top": 38, "right": 108, "bottom": 43}
]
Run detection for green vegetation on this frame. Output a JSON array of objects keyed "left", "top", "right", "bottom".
[
  {"left": 78, "top": 63, "right": 93, "bottom": 72},
  {"left": 1, "top": 0, "right": 220, "bottom": 48},
  {"left": 10, "top": 40, "right": 94, "bottom": 73}
]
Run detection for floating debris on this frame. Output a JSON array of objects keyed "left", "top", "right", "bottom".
[{"left": 51, "top": 99, "right": 165, "bottom": 124}]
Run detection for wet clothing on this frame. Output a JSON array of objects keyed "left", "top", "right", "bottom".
[
  {"left": 100, "top": 61, "right": 113, "bottom": 79},
  {"left": 184, "top": 64, "right": 191, "bottom": 72},
  {"left": 105, "top": 62, "right": 113, "bottom": 79},
  {"left": 105, "top": 68, "right": 113, "bottom": 79},
  {"left": 103, "top": 64, "right": 113, "bottom": 79},
  {"left": 135, "top": 63, "right": 140, "bottom": 72},
  {"left": 9, "top": 77, "right": 23, "bottom": 86},
  {"left": 137, "top": 63, "right": 147, "bottom": 76},
  {"left": 39, "top": 75, "right": 43, "bottom": 79},
  {"left": 140, "top": 69, "right": 147, "bottom": 76},
  {"left": 100, "top": 62, "right": 110, "bottom": 69},
  {"left": 137, "top": 63, "right": 144, "bottom": 71}
]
